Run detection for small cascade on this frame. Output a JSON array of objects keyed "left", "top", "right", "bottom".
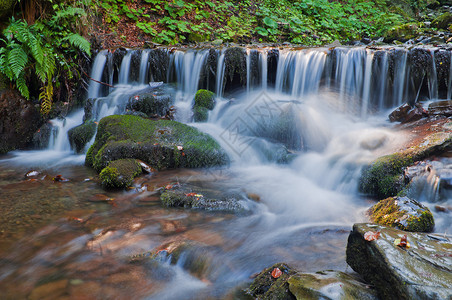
[
  {"left": 87, "top": 50, "right": 108, "bottom": 99},
  {"left": 428, "top": 49, "right": 439, "bottom": 100},
  {"left": 118, "top": 51, "right": 133, "bottom": 84},
  {"left": 215, "top": 50, "right": 226, "bottom": 98},
  {"left": 246, "top": 49, "right": 251, "bottom": 93},
  {"left": 259, "top": 50, "right": 268, "bottom": 90},
  {"left": 360, "top": 49, "right": 373, "bottom": 117},
  {"left": 448, "top": 51, "right": 452, "bottom": 99},
  {"left": 376, "top": 51, "right": 389, "bottom": 110},
  {"left": 138, "top": 50, "right": 150, "bottom": 84},
  {"left": 392, "top": 49, "right": 408, "bottom": 107},
  {"left": 171, "top": 50, "right": 209, "bottom": 97}
]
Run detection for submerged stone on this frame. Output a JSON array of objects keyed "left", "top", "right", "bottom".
[
  {"left": 85, "top": 115, "right": 228, "bottom": 172},
  {"left": 368, "top": 196, "right": 434, "bottom": 232},
  {"left": 346, "top": 223, "right": 452, "bottom": 300},
  {"left": 99, "top": 158, "right": 142, "bottom": 189}
]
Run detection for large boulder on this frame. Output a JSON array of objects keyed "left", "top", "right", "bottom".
[
  {"left": 368, "top": 196, "right": 434, "bottom": 232},
  {"left": 431, "top": 12, "right": 452, "bottom": 30},
  {"left": 85, "top": 115, "right": 228, "bottom": 172},
  {"left": 346, "top": 223, "right": 452, "bottom": 300}
]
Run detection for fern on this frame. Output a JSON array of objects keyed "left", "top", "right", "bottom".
[
  {"left": 8, "top": 46, "right": 28, "bottom": 79},
  {"left": 50, "top": 6, "right": 86, "bottom": 25},
  {"left": 62, "top": 33, "right": 91, "bottom": 56},
  {"left": 16, "top": 73, "right": 29, "bottom": 99},
  {"left": 39, "top": 83, "right": 53, "bottom": 115}
]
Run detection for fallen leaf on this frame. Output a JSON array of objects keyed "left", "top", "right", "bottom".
[
  {"left": 394, "top": 234, "right": 410, "bottom": 248},
  {"left": 364, "top": 231, "right": 380, "bottom": 241},
  {"left": 165, "top": 185, "right": 173, "bottom": 190},
  {"left": 53, "top": 175, "right": 69, "bottom": 182},
  {"left": 271, "top": 268, "right": 282, "bottom": 279}
]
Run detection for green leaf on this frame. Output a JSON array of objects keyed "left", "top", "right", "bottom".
[
  {"left": 8, "top": 47, "right": 28, "bottom": 79},
  {"left": 62, "top": 33, "right": 91, "bottom": 56},
  {"left": 263, "top": 17, "right": 278, "bottom": 29}
]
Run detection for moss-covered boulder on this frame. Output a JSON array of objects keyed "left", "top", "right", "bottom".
[
  {"left": 67, "top": 120, "right": 97, "bottom": 153},
  {"left": 247, "top": 263, "right": 297, "bottom": 299},
  {"left": 368, "top": 196, "right": 434, "bottom": 232},
  {"left": 383, "top": 23, "right": 421, "bottom": 43},
  {"left": 85, "top": 115, "right": 228, "bottom": 172},
  {"left": 431, "top": 12, "right": 452, "bottom": 30},
  {"left": 359, "top": 130, "right": 452, "bottom": 199},
  {"left": 346, "top": 223, "right": 452, "bottom": 300},
  {"left": 193, "top": 89, "right": 215, "bottom": 122},
  {"left": 99, "top": 158, "right": 142, "bottom": 189}
]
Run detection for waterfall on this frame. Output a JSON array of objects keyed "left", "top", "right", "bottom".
[
  {"left": 392, "top": 49, "right": 408, "bottom": 106},
  {"left": 259, "top": 50, "right": 268, "bottom": 90},
  {"left": 448, "top": 51, "right": 452, "bottom": 100},
  {"left": 139, "top": 50, "right": 150, "bottom": 84},
  {"left": 428, "top": 49, "right": 438, "bottom": 100},
  {"left": 118, "top": 51, "right": 133, "bottom": 84},
  {"left": 215, "top": 50, "right": 226, "bottom": 98},
  {"left": 87, "top": 50, "right": 108, "bottom": 99},
  {"left": 360, "top": 49, "right": 373, "bottom": 117}
]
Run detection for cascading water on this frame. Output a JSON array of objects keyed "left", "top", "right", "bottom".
[{"left": 1, "top": 45, "right": 452, "bottom": 299}]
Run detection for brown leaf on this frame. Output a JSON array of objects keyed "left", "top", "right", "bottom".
[
  {"left": 364, "top": 231, "right": 380, "bottom": 241},
  {"left": 271, "top": 267, "right": 282, "bottom": 279}
]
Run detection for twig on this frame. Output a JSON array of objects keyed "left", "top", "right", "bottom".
[{"left": 82, "top": 70, "right": 114, "bottom": 88}]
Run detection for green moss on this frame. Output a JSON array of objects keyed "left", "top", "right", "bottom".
[
  {"left": 359, "top": 153, "right": 413, "bottom": 199},
  {"left": 431, "top": 12, "right": 452, "bottom": 30},
  {"left": 194, "top": 89, "right": 215, "bottom": 110},
  {"left": 85, "top": 115, "right": 228, "bottom": 172},
  {"left": 369, "top": 196, "right": 434, "bottom": 232},
  {"left": 384, "top": 22, "right": 422, "bottom": 42},
  {"left": 99, "top": 158, "right": 142, "bottom": 189},
  {"left": 247, "top": 263, "right": 297, "bottom": 299}
]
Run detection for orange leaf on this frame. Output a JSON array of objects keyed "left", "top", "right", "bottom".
[
  {"left": 185, "top": 192, "right": 197, "bottom": 197},
  {"left": 165, "top": 185, "right": 173, "bottom": 190},
  {"left": 271, "top": 268, "right": 282, "bottom": 279},
  {"left": 364, "top": 231, "right": 380, "bottom": 241}
]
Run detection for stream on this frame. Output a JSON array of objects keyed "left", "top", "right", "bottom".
[{"left": 0, "top": 46, "right": 451, "bottom": 299}]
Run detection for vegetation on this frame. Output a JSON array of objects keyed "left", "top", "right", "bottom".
[{"left": 0, "top": 1, "right": 91, "bottom": 114}]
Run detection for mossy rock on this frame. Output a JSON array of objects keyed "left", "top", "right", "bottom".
[
  {"left": 67, "top": 120, "right": 97, "bottom": 154},
  {"left": 194, "top": 89, "right": 215, "bottom": 110},
  {"left": 359, "top": 152, "right": 413, "bottom": 199},
  {"left": 85, "top": 115, "right": 228, "bottom": 172},
  {"left": 368, "top": 196, "right": 434, "bottom": 232},
  {"left": 383, "top": 23, "right": 422, "bottom": 42},
  {"left": 99, "top": 158, "right": 142, "bottom": 189},
  {"left": 247, "top": 263, "right": 297, "bottom": 299},
  {"left": 431, "top": 12, "right": 452, "bottom": 30},
  {"left": 359, "top": 131, "right": 452, "bottom": 199},
  {"left": 193, "top": 106, "right": 209, "bottom": 122}
]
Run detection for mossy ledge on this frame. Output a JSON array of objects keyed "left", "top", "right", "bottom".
[
  {"left": 359, "top": 131, "right": 452, "bottom": 199},
  {"left": 368, "top": 196, "right": 434, "bottom": 232},
  {"left": 85, "top": 115, "right": 228, "bottom": 173}
]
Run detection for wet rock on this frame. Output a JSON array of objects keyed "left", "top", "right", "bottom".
[
  {"left": 388, "top": 103, "right": 427, "bottom": 123},
  {"left": 246, "top": 263, "right": 297, "bottom": 299},
  {"left": 126, "top": 84, "right": 174, "bottom": 118},
  {"left": 368, "top": 196, "right": 434, "bottom": 232},
  {"left": 29, "top": 279, "right": 68, "bottom": 300},
  {"left": 32, "top": 122, "right": 54, "bottom": 149},
  {"left": 428, "top": 100, "right": 452, "bottom": 117},
  {"left": 193, "top": 89, "right": 215, "bottom": 122},
  {"left": 67, "top": 120, "right": 97, "bottom": 153},
  {"left": 359, "top": 128, "right": 452, "bottom": 199},
  {"left": 346, "top": 223, "right": 452, "bottom": 300},
  {"left": 288, "top": 270, "right": 378, "bottom": 300},
  {"left": 0, "top": 89, "right": 43, "bottom": 154},
  {"left": 85, "top": 115, "right": 228, "bottom": 172},
  {"left": 99, "top": 158, "right": 143, "bottom": 189},
  {"left": 159, "top": 184, "right": 247, "bottom": 212},
  {"left": 224, "top": 47, "right": 247, "bottom": 91}
]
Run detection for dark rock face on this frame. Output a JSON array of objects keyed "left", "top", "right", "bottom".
[
  {"left": 126, "top": 86, "right": 173, "bottom": 118},
  {"left": 31, "top": 122, "right": 54, "bottom": 149},
  {"left": 223, "top": 47, "right": 247, "bottom": 92},
  {"left": 85, "top": 115, "right": 228, "bottom": 172},
  {"left": 0, "top": 89, "right": 43, "bottom": 154},
  {"left": 368, "top": 196, "right": 434, "bottom": 232},
  {"left": 346, "top": 223, "right": 452, "bottom": 300},
  {"left": 67, "top": 120, "right": 97, "bottom": 153}
]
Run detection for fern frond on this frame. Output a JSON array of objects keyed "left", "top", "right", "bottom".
[
  {"left": 51, "top": 7, "right": 86, "bottom": 24},
  {"left": 5, "top": 19, "right": 30, "bottom": 44},
  {"left": 28, "top": 34, "right": 44, "bottom": 66},
  {"left": 62, "top": 33, "right": 91, "bottom": 56},
  {"left": 39, "top": 83, "right": 53, "bottom": 115},
  {"left": 43, "top": 47, "right": 56, "bottom": 80},
  {"left": 0, "top": 51, "right": 14, "bottom": 80},
  {"left": 8, "top": 47, "right": 28, "bottom": 79},
  {"left": 16, "top": 73, "right": 30, "bottom": 99}
]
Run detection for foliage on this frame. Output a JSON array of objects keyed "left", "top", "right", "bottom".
[
  {"left": 93, "top": 0, "right": 419, "bottom": 46},
  {"left": 0, "top": 3, "right": 91, "bottom": 114}
]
